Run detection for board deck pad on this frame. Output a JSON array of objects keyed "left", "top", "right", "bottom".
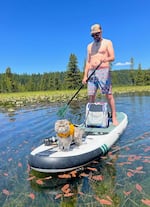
[{"left": 84, "top": 112, "right": 124, "bottom": 133}]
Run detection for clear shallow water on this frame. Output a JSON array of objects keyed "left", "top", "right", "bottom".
[{"left": 0, "top": 94, "right": 150, "bottom": 207}]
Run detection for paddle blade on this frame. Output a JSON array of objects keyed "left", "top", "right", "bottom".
[{"left": 57, "top": 104, "right": 68, "bottom": 117}]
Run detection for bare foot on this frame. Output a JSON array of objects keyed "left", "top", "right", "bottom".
[{"left": 112, "top": 119, "right": 119, "bottom": 126}]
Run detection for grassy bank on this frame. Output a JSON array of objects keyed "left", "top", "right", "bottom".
[
  {"left": 0, "top": 85, "right": 150, "bottom": 109},
  {"left": 113, "top": 85, "right": 150, "bottom": 94}
]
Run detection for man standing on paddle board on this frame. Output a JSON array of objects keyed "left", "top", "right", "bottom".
[{"left": 82, "top": 23, "right": 118, "bottom": 126}]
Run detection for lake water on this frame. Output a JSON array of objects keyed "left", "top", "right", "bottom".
[{"left": 0, "top": 94, "right": 150, "bottom": 207}]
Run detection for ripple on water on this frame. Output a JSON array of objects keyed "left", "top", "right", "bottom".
[{"left": 0, "top": 95, "right": 150, "bottom": 207}]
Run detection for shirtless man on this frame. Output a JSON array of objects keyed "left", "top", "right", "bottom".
[{"left": 82, "top": 23, "right": 118, "bottom": 126}]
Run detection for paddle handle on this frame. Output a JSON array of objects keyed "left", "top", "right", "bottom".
[{"left": 67, "top": 62, "right": 102, "bottom": 106}]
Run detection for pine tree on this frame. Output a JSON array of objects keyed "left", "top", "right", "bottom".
[
  {"left": 136, "top": 64, "right": 144, "bottom": 85},
  {"left": 65, "top": 54, "right": 81, "bottom": 89},
  {"left": 130, "top": 57, "right": 135, "bottom": 85},
  {"left": 130, "top": 57, "right": 134, "bottom": 70},
  {"left": 4, "top": 67, "right": 15, "bottom": 92},
  {"left": 144, "top": 70, "right": 150, "bottom": 85},
  {"left": 40, "top": 73, "right": 49, "bottom": 90}
]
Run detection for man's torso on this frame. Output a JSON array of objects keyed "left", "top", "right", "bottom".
[{"left": 87, "top": 38, "right": 111, "bottom": 69}]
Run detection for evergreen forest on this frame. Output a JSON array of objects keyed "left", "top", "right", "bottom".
[{"left": 0, "top": 54, "right": 150, "bottom": 93}]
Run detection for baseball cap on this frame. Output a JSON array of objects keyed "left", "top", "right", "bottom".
[{"left": 91, "top": 24, "right": 102, "bottom": 34}]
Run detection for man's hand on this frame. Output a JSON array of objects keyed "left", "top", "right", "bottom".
[
  {"left": 100, "top": 58, "right": 108, "bottom": 63},
  {"left": 82, "top": 77, "right": 87, "bottom": 84}
]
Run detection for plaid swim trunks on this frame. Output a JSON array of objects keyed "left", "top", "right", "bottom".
[{"left": 87, "top": 68, "right": 112, "bottom": 95}]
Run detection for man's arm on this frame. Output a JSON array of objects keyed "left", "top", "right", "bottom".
[
  {"left": 105, "top": 40, "right": 115, "bottom": 62},
  {"left": 82, "top": 45, "right": 91, "bottom": 84},
  {"left": 82, "top": 61, "right": 90, "bottom": 84}
]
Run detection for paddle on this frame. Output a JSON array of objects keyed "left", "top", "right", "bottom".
[{"left": 57, "top": 62, "right": 102, "bottom": 117}]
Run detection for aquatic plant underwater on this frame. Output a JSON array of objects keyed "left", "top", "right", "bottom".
[{"left": 0, "top": 95, "right": 150, "bottom": 206}]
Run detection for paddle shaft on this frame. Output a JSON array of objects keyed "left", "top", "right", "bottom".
[{"left": 67, "top": 62, "right": 102, "bottom": 106}]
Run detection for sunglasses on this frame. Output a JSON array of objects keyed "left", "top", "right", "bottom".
[{"left": 91, "top": 32, "right": 101, "bottom": 37}]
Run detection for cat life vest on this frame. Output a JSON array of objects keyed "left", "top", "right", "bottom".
[
  {"left": 85, "top": 102, "right": 109, "bottom": 128},
  {"left": 58, "top": 123, "right": 75, "bottom": 138}
]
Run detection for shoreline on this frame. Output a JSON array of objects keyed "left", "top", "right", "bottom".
[{"left": 0, "top": 86, "right": 150, "bottom": 110}]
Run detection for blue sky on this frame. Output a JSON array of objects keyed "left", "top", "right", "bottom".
[{"left": 0, "top": 0, "right": 150, "bottom": 74}]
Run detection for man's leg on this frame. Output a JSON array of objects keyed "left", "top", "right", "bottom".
[
  {"left": 106, "top": 94, "right": 119, "bottom": 126},
  {"left": 88, "top": 78, "right": 97, "bottom": 103},
  {"left": 89, "top": 95, "right": 96, "bottom": 103}
]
